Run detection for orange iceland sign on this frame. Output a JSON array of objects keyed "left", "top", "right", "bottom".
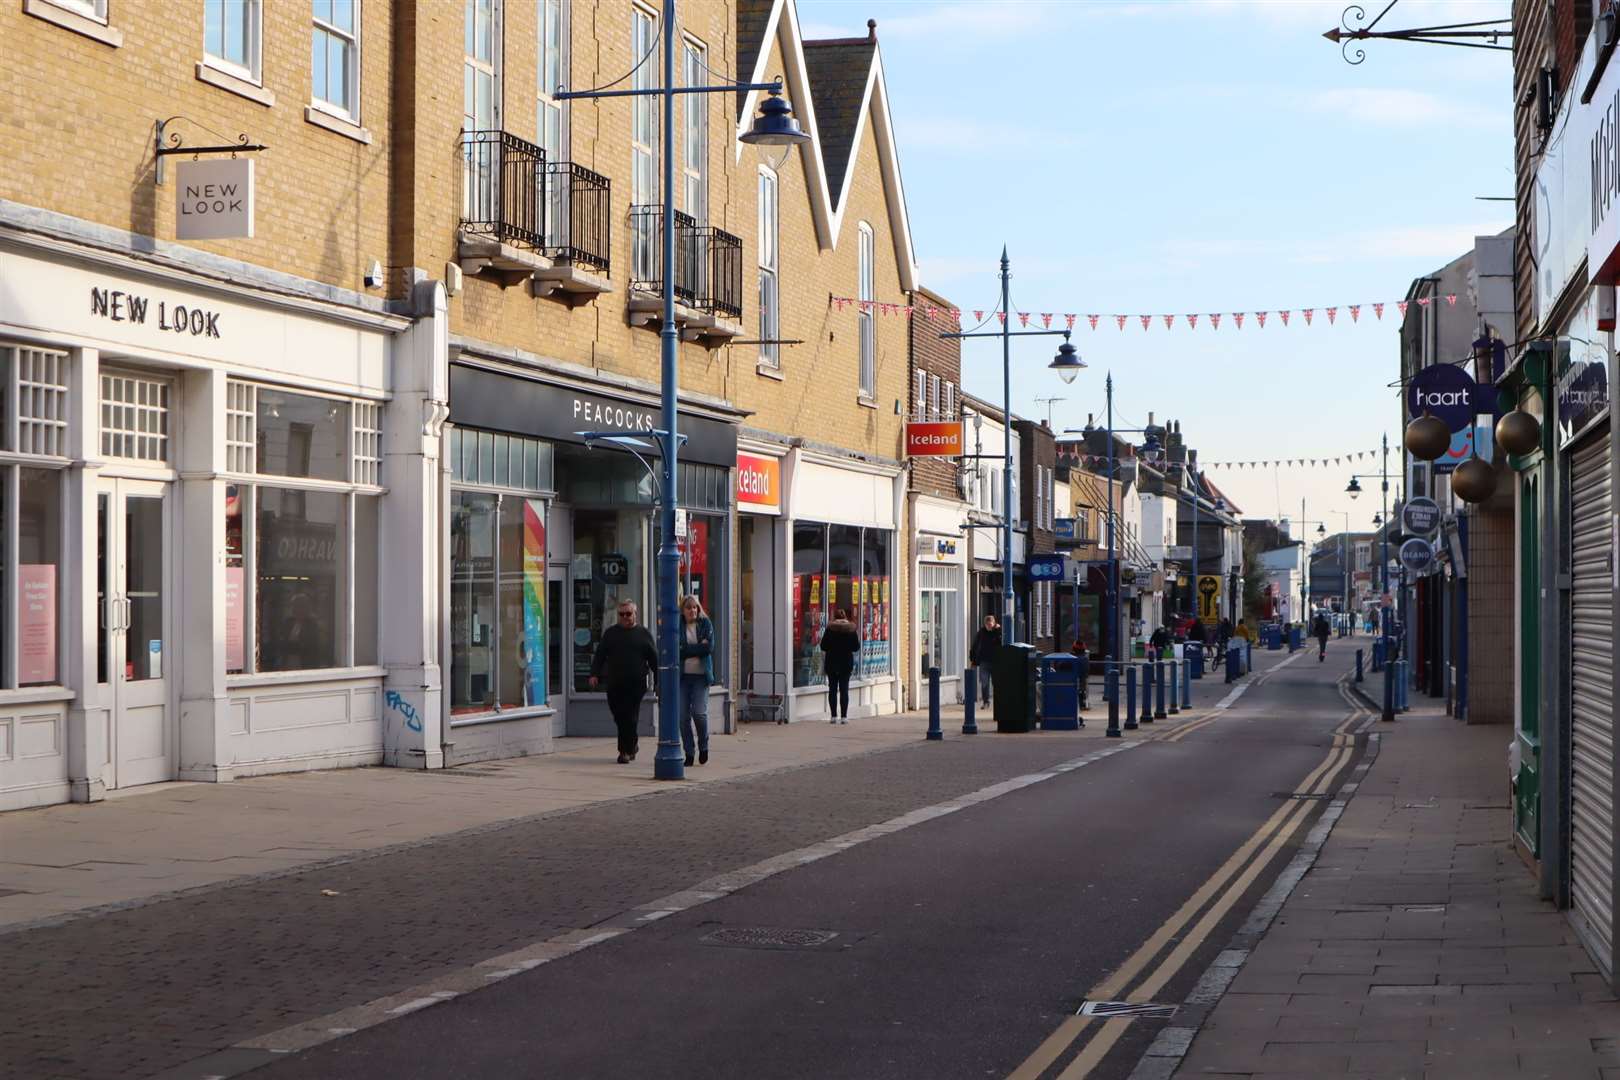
[
  {"left": 735, "top": 453, "right": 781, "bottom": 510},
  {"left": 905, "top": 421, "right": 964, "bottom": 457}
]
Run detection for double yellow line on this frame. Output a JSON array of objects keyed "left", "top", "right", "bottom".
[
  {"left": 1160, "top": 711, "right": 1218, "bottom": 743},
  {"left": 1008, "top": 717, "right": 1360, "bottom": 1080}
]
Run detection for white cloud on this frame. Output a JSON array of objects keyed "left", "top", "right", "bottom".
[{"left": 1304, "top": 87, "right": 1503, "bottom": 130}]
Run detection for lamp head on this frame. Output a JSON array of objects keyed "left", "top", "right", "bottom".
[
  {"left": 1346, "top": 476, "right": 1362, "bottom": 499},
  {"left": 1049, "top": 334, "right": 1084, "bottom": 384},
  {"left": 740, "top": 87, "right": 811, "bottom": 146},
  {"left": 1317, "top": 523, "right": 1326, "bottom": 536}
]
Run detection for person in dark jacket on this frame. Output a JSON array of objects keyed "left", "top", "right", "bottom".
[
  {"left": 590, "top": 600, "right": 659, "bottom": 763},
  {"left": 819, "top": 608, "right": 861, "bottom": 723},
  {"left": 969, "top": 615, "right": 1001, "bottom": 707},
  {"left": 678, "top": 595, "right": 715, "bottom": 766},
  {"left": 1312, "top": 611, "right": 1332, "bottom": 661},
  {"left": 1070, "top": 639, "right": 1091, "bottom": 709},
  {"left": 1150, "top": 624, "right": 1171, "bottom": 657}
]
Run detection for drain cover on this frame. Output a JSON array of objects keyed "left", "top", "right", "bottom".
[
  {"left": 701, "top": 926, "right": 839, "bottom": 950},
  {"left": 1077, "top": 1000, "right": 1178, "bottom": 1019}
]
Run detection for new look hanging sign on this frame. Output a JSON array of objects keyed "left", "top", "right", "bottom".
[{"left": 176, "top": 158, "right": 255, "bottom": 240}]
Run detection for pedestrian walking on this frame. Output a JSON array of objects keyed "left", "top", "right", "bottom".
[
  {"left": 589, "top": 600, "right": 658, "bottom": 764},
  {"left": 1070, "top": 638, "right": 1090, "bottom": 709},
  {"left": 1217, "top": 616, "right": 1233, "bottom": 653},
  {"left": 819, "top": 607, "right": 861, "bottom": 723},
  {"left": 1312, "top": 610, "right": 1331, "bottom": 662},
  {"left": 1150, "top": 624, "right": 1171, "bottom": 658},
  {"left": 678, "top": 595, "right": 715, "bottom": 767},
  {"left": 969, "top": 615, "right": 1002, "bottom": 707}
]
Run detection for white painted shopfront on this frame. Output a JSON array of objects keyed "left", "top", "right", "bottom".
[
  {"left": 0, "top": 231, "right": 439, "bottom": 811},
  {"left": 913, "top": 494, "right": 966, "bottom": 705}
]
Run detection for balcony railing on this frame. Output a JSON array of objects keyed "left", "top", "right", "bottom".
[
  {"left": 461, "top": 130, "right": 545, "bottom": 250},
  {"left": 629, "top": 205, "right": 697, "bottom": 305},
  {"left": 544, "top": 162, "right": 611, "bottom": 273},
  {"left": 694, "top": 226, "right": 743, "bottom": 319}
]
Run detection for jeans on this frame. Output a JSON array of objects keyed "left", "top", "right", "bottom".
[
  {"left": 827, "top": 671, "right": 851, "bottom": 718},
  {"left": 606, "top": 683, "right": 645, "bottom": 757},
  {"left": 680, "top": 673, "right": 710, "bottom": 758},
  {"left": 976, "top": 664, "right": 994, "bottom": 704}
]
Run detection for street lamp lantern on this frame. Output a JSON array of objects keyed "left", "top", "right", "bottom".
[
  {"left": 1346, "top": 476, "right": 1363, "bottom": 499},
  {"left": 1050, "top": 335, "right": 1084, "bottom": 383},
  {"left": 1317, "top": 523, "right": 1326, "bottom": 536},
  {"left": 738, "top": 87, "right": 811, "bottom": 145}
]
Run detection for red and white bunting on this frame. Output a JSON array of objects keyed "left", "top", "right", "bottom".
[
  {"left": 1326, "top": 307, "right": 1337, "bottom": 325},
  {"left": 1374, "top": 303, "right": 1384, "bottom": 320},
  {"left": 1086, "top": 314, "right": 1098, "bottom": 330},
  {"left": 1279, "top": 310, "right": 1291, "bottom": 326},
  {"left": 1302, "top": 309, "right": 1314, "bottom": 326},
  {"left": 1445, "top": 294, "right": 1457, "bottom": 306},
  {"left": 1397, "top": 301, "right": 1408, "bottom": 317},
  {"left": 973, "top": 310, "right": 984, "bottom": 323},
  {"left": 1140, "top": 314, "right": 1152, "bottom": 331},
  {"left": 1116, "top": 315, "right": 1127, "bottom": 331},
  {"left": 1042, "top": 313, "right": 1052, "bottom": 329},
  {"left": 1348, "top": 305, "right": 1360, "bottom": 323},
  {"left": 1018, "top": 312, "right": 1030, "bottom": 327},
  {"left": 1210, "top": 313, "right": 1222, "bottom": 330},
  {"left": 1256, "top": 311, "right": 1268, "bottom": 328},
  {"left": 1416, "top": 297, "right": 1431, "bottom": 308},
  {"left": 1187, "top": 313, "right": 1199, "bottom": 329},
  {"left": 996, "top": 311, "right": 1006, "bottom": 325},
  {"left": 1163, "top": 314, "right": 1175, "bottom": 330},
  {"left": 1234, "top": 312, "right": 1245, "bottom": 329}
]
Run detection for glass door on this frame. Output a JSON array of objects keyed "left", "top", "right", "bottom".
[{"left": 99, "top": 477, "right": 172, "bottom": 788}]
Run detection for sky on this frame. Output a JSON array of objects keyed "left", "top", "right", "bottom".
[{"left": 797, "top": 0, "right": 1514, "bottom": 535}]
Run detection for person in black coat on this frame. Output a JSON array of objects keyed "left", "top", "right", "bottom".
[
  {"left": 819, "top": 608, "right": 861, "bottom": 723},
  {"left": 969, "top": 615, "right": 1002, "bottom": 707},
  {"left": 590, "top": 600, "right": 659, "bottom": 763}
]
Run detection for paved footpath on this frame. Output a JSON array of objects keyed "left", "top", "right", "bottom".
[
  {"left": 1155, "top": 692, "right": 1620, "bottom": 1080},
  {"left": 0, "top": 653, "right": 1263, "bottom": 1080}
]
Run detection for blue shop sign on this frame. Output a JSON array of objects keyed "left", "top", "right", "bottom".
[{"left": 1029, "top": 554, "right": 1066, "bottom": 581}]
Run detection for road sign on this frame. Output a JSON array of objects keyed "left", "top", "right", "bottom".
[
  {"left": 1398, "top": 537, "right": 1435, "bottom": 575},
  {"left": 1029, "top": 554, "right": 1066, "bottom": 581},
  {"left": 1401, "top": 497, "right": 1441, "bottom": 537}
]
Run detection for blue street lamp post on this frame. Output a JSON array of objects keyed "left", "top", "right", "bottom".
[
  {"left": 559, "top": 1, "right": 809, "bottom": 779},
  {"left": 943, "top": 250, "right": 1079, "bottom": 637}
]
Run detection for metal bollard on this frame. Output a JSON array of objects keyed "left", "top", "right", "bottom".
[
  {"left": 1154, "top": 658, "right": 1167, "bottom": 719},
  {"left": 1355, "top": 648, "right": 1363, "bottom": 683},
  {"left": 1167, "top": 660, "right": 1179, "bottom": 715},
  {"left": 1139, "top": 661, "right": 1154, "bottom": 724},
  {"left": 962, "top": 668, "right": 978, "bottom": 734},
  {"left": 1245, "top": 640, "right": 1252, "bottom": 674},
  {"left": 1181, "top": 659, "right": 1192, "bottom": 708},
  {"left": 1125, "top": 666, "right": 1139, "bottom": 731},
  {"left": 1225, "top": 645, "right": 1236, "bottom": 684},
  {"left": 926, "top": 666, "right": 943, "bottom": 741},
  {"left": 1381, "top": 653, "right": 1395, "bottom": 721},
  {"left": 1105, "top": 665, "right": 1120, "bottom": 737},
  {"left": 1397, "top": 660, "right": 1410, "bottom": 711}
]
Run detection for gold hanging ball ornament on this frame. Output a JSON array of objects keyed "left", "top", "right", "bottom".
[
  {"left": 1403, "top": 413, "right": 1452, "bottom": 461},
  {"left": 1452, "top": 457, "right": 1497, "bottom": 504},
  {"left": 1495, "top": 409, "right": 1541, "bottom": 457}
]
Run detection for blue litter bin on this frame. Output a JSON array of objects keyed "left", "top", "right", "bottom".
[
  {"left": 1185, "top": 642, "right": 1204, "bottom": 680},
  {"left": 1288, "top": 625, "right": 1304, "bottom": 651},
  {"left": 1039, "top": 654, "right": 1081, "bottom": 730}
]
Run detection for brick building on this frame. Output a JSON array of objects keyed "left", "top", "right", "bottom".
[
  {"left": 0, "top": 0, "right": 921, "bottom": 810},
  {"left": 1015, "top": 418, "right": 1056, "bottom": 651}
]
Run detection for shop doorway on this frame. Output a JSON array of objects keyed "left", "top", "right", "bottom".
[
  {"left": 739, "top": 515, "right": 780, "bottom": 701},
  {"left": 97, "top": 477, "right": 172, "bottom": 789}
]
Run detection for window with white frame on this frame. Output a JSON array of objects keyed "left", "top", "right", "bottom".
[
  {"left": 537, "top": 0, "right": 568, "bottom": 246},
  {"left": 204, "top": 0, "right": 262, "bottom": 81},
  {"left": 913, "top": 369, "right": 926, "bottom": 420},
  {"left": 463, "top": 0, "right": 501, "bottom": 132},
  {"left": 222, "top": 381, "right": 383, "bottom": 675},
  {"left": 631, "top": 5, "right": 659, "bottom": 281},
  {"left": 943, "top": 380, "right": 956, "bottom": 420},
  {"left": 100, "top": 371, "right": 171, "bottom": 463},
  {"left": 680, "top": 37, "right": 707, "bottom": 222},
  {"left": 857, "top": 222, "right": 875, "bottom": 399},
  {"left": 757, "top": 165, "right": 780, "bottom": 368},
  {"left": 928, "top": 373, "right": 940, "bottom": 421},
  {"left": 46, "top": 0, "right": 108, "bottom": 21},
  {"left": 1, "top": 344, "right": 70, "bottom": 689},
  {"left": 312, "top": 0, "right": 359, "bottom": 118}
]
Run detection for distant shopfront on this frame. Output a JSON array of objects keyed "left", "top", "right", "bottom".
[{"left": 445, "top": 360, "right": 738, "bottom": 759}]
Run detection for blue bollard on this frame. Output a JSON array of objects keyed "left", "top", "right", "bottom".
[
  {"left": 1355, "top": 648, "right": 1363, "bottom": 683},
  {"left": 1105, "top": 665, "right": 1120, "bottom": 737},
  {"left": 1154, "top": 658, "right": 1168, "bottom": 719},
  {"left": 927, "top": 667, "right": 946, "bottom": 737},
  {"left": 1138, "top": 663, "right": 1153, "bottom": 727},
  {"left": 1245, "top": 640, "right": 1252, "bottom": 674},
  {"left": 1382, "top": 654, "right": 1394, "bottom": 721},
  {"left": 1225, "top": 645, "right": 1236, "bottom": 684},
  {"left": 1181, "top": 659, "right": 1192, "bottom": 709},
  {"left": 962, "top": 668, "right": 978, "bottom": 734},
  {"left": 1167, "top": 661, "right": 1179, "bottom": 715},
  {"left": 1125, "top": 666, "right": 1139, "bottom": 730}
]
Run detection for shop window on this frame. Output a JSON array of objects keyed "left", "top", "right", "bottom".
[
  {"left": 918, "top": 563, "right": 962, "bottom": 678},
  {"left": 677, "top": 512, "right": 725, "bottom": 680},
  {"left": 571, "top": 508, "right": 647, "bottom": 694},
  {"left": 791, "top": 521, "right": 893, "bottom": 687},
  {"left": 1, "top": 344, "right": 69, "bottom": 690},
  {"left": 13, "top": 345, "right": 69, "bottom": 457},
  {"left": 223, "top": 380, "right": 383, "bottom": 676},
  {"left": 204, "top": 0, "right": 262, "bottom": 82}
]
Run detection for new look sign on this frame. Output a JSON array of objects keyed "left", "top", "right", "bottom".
[
  {"left": 176, "top": 159, "right": 255, "bottom": 240},
  {"left": 1406, "top": 364, "right": 1481, "bottom": 433}
]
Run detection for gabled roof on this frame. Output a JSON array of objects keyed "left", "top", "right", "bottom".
[{"left": 735, "top": 0, "right": 919, "bottom": 292}]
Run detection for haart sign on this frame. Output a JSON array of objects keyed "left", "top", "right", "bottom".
[{"left": 1405, "top": 364, "right": 1481, "bottom": 433}]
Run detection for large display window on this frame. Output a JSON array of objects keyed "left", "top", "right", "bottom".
[
  {"left": 223, "top": 381, "right": 383, "bottom": 676},
  {"left": 791, "top": 521, "right": 892, "bottom": 687},
  {"left": 1, "top": 344, "right": 69, "bottom": 689},
  {"left": 448, "top": 428, "right": 554, "bottom": 716}
]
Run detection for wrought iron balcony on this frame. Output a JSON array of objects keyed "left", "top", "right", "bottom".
[
  {"left": 543, "top": 162, "right": 611, "bottom": 274},
  {"left": 629, "top": 205, "right": 698, "bottom": 305},
  {"left": 460, "top": 129, "right": 545, "bottom": 252},
  {"left": 693, "top": 226, "right": 742, "bottom": 320},
  {"left": 627, "top": 210, "right": 743, "bottom": 341}
]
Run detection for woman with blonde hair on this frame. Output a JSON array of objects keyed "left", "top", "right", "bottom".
[{"left": 678, "top": 595, "right": 716, "bottom": 766}]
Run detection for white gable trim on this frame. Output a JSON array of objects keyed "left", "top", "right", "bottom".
[{"left": 735, "top": 0, "right": 919, "bottom": 292}]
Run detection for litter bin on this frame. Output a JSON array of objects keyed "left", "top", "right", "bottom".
[
  {"left": 1039, "top": 654, "right": 1080, "bottom": 730},
  {"left": 994, "top": 643, "right": 1038, "bottom": 733},
  {"left": 1185, "top": 641, "right": 1203, "bottom": 679}
]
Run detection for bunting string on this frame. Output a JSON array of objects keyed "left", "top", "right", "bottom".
[
  {"left": 828, "top": 294, "right": 1457, "bottom": 330},
  {"left": 1059, "top": 448, "right": 1381, "bottom": 472}
]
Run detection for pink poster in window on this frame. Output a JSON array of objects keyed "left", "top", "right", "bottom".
[
  {"left": 225, "top": 566, "right": 245, "bottom": 671},
  {"left": 19, "top": 564, "right": 56, "bottom": 685}
]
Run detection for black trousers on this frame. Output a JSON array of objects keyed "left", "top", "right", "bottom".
[
  {"left": 606, "top": 683, "right": 645, "bottom": 755},
  {"left": 827, "top": 671, "right": 851, "bottom": 717}
]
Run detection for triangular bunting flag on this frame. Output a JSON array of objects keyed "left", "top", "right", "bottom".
[
  {"left": 996, "top": 312, "right": 1006, "bottom": 325},
  {"left": 1256, "top": 311, "right": 1268, "bottom": 328},
  {"left": 1140, "top": 315, "right": 1152, "bottom": 331},
  {"left": 1326, "top": 307, "right": 1337, "bottom": 324},
  {"left": 1116, "top": 315, "right": 1127, "bottom": 331},
  {"left": 1234, "top": 312, "right": 1246, "bottom": 329},
  {"left": 1210, "top": 313, "right": 1222, "bottom": 330},
  {"left": 1374, "top": 303, "right": 1384, "bottom": 320},
  {"left": 974, "top": 310, "right": 984, "bottom": 322},
  {"left": 1397, "top": 301, "right": 1408, "bottom": 317},
  {"left": 1445, "top": 295, "right": 1457, "bottom": 306},
  {"left": 1018, "top": 312, "right": 1030, "bottom": 327},
  {"left": 1163, "top": 314, "right": 1175, "bottom": 330},
  {"left": 1349, "top": 305, "right": 1360, "bottom": 323},
  {"left": 1086, "top": 314, "right": 1098, "bottom": 330},
  {"left": 1416, "top": 297, "right": 1431, "bottom": 308},
  {"left": 1279, "top": 310, "right": 1291, "bottom": 326},
  {"left": 1303, "top": 309, "right": 1314, "bottom": 326},
  {"left": 1042, "top": 313, "right": 1052, "bottom": 328},
  {"left": 1187, "top": 314, "right": 1199, "bottom": 329}
]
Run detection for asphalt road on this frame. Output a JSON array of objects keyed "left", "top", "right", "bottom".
[{"left": 249, "top": 650, "right": 1366, "bottom": 1080}]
